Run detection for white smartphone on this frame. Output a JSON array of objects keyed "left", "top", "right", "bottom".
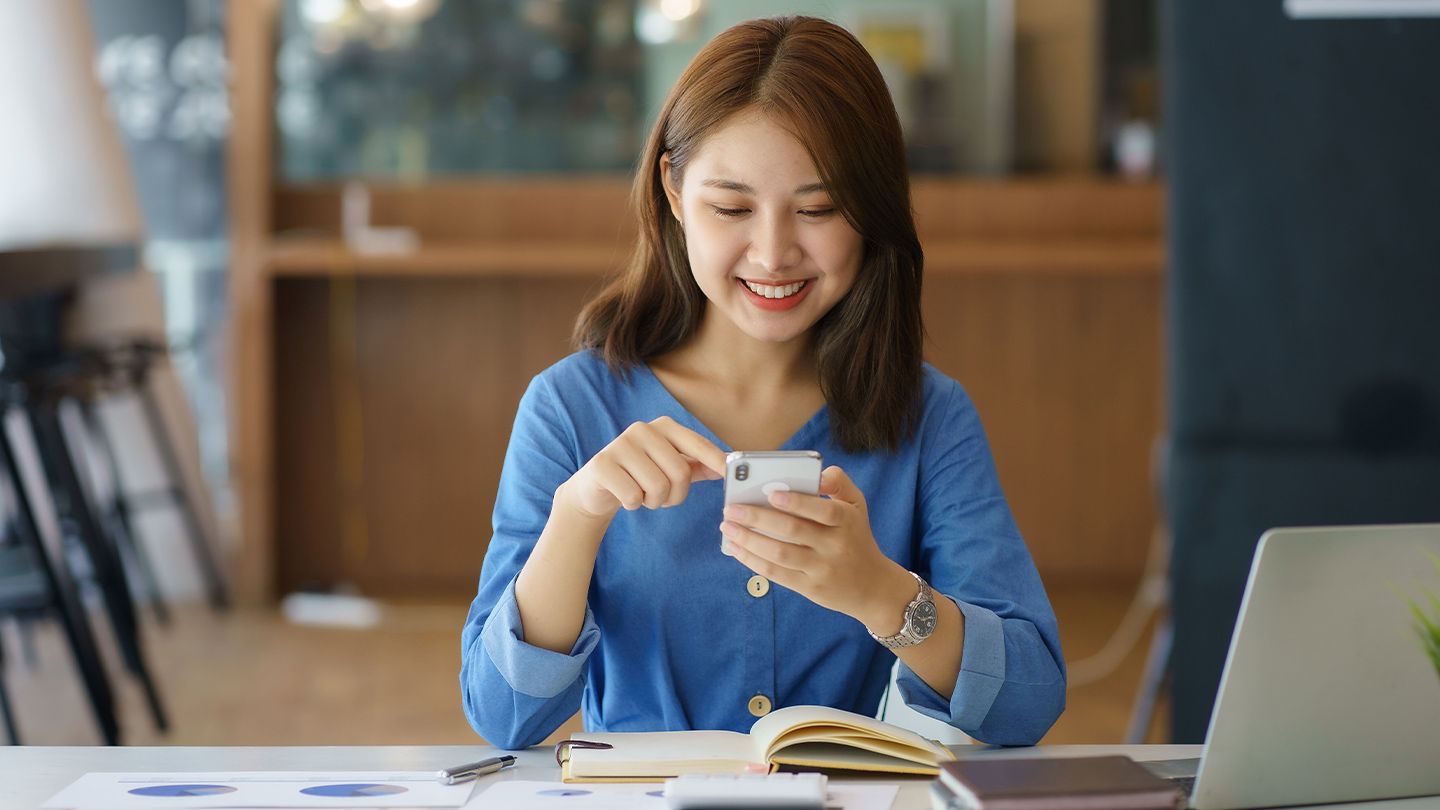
[{"left": 721, "top": 450, "right": 822, "bottom": 555}]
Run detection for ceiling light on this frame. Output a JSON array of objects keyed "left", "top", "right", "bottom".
[
  {"left": 301, "top": 0, "right": 348, "bottom": 26},
  {"left": 359, "top": 0, "right": 441, "bottom": 22},
  {"left": 660, "top": 0, "right": 700, "bottom": 22}
]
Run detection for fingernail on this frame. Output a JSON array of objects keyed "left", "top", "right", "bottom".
[
  {"left": 724, "top": 505, "right": 744, "bottom": 519},
  {"left": 769, "top": 490, "right": 790, "bottom": 507},
  {"left": 720, "top": 521, "right": 739, "bottom": 537}
]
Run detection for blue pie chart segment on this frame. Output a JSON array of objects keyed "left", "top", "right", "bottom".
[
  {"left": 128, "top": 784, "right": 238, "bottom": 797},
  {"left": 300, "top": 783, "right": 410, "bottom": 797}
]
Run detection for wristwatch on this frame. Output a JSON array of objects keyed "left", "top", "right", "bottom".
[{"left": 868, "top": 571, "right": 938, "bottom": 649}]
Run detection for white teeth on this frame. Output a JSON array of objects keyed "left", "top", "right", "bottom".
[{"left": 744, "top": 280, "right": 805, "bottom": 299}]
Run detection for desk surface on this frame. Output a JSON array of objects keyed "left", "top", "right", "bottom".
[
  {"left": 6, "top": 743, "right": 1438, "bottom": 810},
  {"left": 3, "top": 744, "right": 1192, "bottom": 809}
]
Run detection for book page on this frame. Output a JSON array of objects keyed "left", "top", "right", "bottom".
[
  {"left": 748, "top": 705, "right": 953, "bottom": 765},
  {"left": 768, "top": 742, "right": 944, "bottom": 775}
]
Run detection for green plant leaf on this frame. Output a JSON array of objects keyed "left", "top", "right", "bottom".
[{"left": 1392, "top": 549, "right": 1440, "bottom": 681}]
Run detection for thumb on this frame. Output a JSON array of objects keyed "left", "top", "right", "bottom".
[{"left": 819, "top": 465, "right": 866, "bottom": 507}]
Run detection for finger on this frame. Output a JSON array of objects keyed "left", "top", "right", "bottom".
[
  {"left": 722, "top": 521, "right": 811, "bottom": 576},
  {"left": 766, "top": 488, "right": 847, "bottom": 527},
  {"left": 650, "top": 416, "right": 728, "bottom": 478},
  {"left": 686, "top": 456, "right": 723, "bottom": 481},
  {"left": 609, "top": 438, "right": 675, "bottom": 509},
  {"left": 723, "top": 504, "right": 814, "bottom": 548},
  {"left": 818, "top": 466, "right": 867, "bottom": 508},
  {"left": 629, "top": 424, "right": 701, "bottom": 507},
  {"left": 588, "top": 456, "right": 645, "bottom": 511}
]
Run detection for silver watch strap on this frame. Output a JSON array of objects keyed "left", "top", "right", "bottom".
[{"left": 867, "top": 571, "right": 933, "bottom": 650}]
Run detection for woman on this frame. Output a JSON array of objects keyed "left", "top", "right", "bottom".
[{"left": 461, "top": 16, "right": 1065, "bottom": 750}]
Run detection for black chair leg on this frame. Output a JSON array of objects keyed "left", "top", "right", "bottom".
[
  {"left": 75, "top": 400, "right": 169, "bottom": 626},
  {"left": 29, "top": 400, "right": 168, "bottom": 734},
  {"left": 135, "top": 374, "right": 229, "bottom": 611},
  {"left": 0, "top": 408, "right": 119, "bottom": 745}
]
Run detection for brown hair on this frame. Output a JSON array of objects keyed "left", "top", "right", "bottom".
[{"left": 575, "top": 15, "right": 924, "bottom": 453}]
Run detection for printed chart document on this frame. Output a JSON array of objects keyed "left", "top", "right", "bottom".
[
  {"left": 471, "top": 780, "right": 900, "bottom": 810},
  {"left": 43, "top": 772, "right": 476, "bottom": 809}
]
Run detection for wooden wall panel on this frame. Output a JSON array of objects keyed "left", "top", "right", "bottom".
[
  {"left": 274, "top": 269, "right": 1161, "bottom": 597},
  {"left": 923, "top": 274, "right": 1163, "bottom": 583},
  {"left": 274, "top": 276, "right": 599, "bottom": 597}
]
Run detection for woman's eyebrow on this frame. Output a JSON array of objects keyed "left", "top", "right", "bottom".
[
  {"left": 700, "top": 178, "right": 828, "bottom": 195},
  {"left": 701, "top": 178, "right": 754, "bottom": 193}
]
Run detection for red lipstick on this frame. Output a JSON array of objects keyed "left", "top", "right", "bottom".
[{"left": 738, "top": 279, "right": 812, "bottom": 311}]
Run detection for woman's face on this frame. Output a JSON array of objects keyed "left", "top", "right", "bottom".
[{"left": 660, "top": 111, "right": 863, "bottom": 347}]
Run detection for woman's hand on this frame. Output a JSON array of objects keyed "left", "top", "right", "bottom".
[
  {"left": 560, "top": 416, "right": 727, "bottom": 520},
  {"left": 718, "top": 466, "right": 913, "bottom": 628}
]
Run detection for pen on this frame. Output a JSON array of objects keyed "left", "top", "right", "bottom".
[{"left": 436, "top": 754, "right": 517, "bottom": 784}]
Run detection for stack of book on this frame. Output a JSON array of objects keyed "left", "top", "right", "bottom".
[{"left": 932, "top": 755, "right": 1183, "bottom": 810}]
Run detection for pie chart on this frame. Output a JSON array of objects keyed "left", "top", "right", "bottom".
[
  {"left": 300, "top": 783, "right": 409, "bottom": 797},
  {"left": 128, "top": 785, "right": 238, "bottom": 797}
]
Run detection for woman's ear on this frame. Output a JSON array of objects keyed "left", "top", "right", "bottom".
[{"left": 658, "top": 152, "right": 684, "bottom": 227}]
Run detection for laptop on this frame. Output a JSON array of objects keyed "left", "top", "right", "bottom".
[{"left": 1185, "top": 523, "right": 1440, "bottom": 809}]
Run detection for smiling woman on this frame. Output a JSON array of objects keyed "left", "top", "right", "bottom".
[
  {"left": 577, "top": 16, "right": 922, "bottom": 454},
  {"left": 460, "top": 16, "right": 1065, "bottom": 752}
]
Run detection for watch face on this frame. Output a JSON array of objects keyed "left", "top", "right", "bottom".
[{"left": 912, "top": 600, "right": 938, "bottom": 638}]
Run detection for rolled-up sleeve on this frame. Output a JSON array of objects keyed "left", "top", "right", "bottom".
[
  {"left": 462, "top": 577, "right": 600, "bottom": 749},
  {"left": 481, "top": 578, "right": 600, "bottom": 698},
  {"left": 460, "top": 374, "right": 595, "bottom": 749}
]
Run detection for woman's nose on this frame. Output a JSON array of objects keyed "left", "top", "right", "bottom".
[{"left": 746, "top": 215, "right": 802, "bottom": 273}]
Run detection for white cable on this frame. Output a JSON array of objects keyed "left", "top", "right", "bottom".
[{"left": 1066, "top": 522, "right": 1171, "bottom": 687}]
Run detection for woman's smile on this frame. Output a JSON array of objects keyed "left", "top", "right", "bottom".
[{"left": 739, "top": 278, "right": 813, "bottom": 310}]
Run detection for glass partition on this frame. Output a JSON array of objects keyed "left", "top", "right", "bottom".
[
  {"left": 276, "top": 0, "right": 645, "bottom": 178},
  {"left": 274, "top": 0, "right": 1016, "bottom": 180}
]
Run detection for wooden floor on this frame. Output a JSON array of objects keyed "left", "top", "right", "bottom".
[{"left": 0, "top": 583, "right": 1169, "bottom": 747}]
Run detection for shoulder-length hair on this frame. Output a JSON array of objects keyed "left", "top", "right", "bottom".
[{"left": 575, "top": 15, "right": 924, "bottom": 454}]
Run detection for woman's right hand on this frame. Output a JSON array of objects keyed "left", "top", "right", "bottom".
[{"left": 559, "top": 416, "right": 727, "bottom": 520}]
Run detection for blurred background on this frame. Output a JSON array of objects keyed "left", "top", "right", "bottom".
[{"left": 1, "top": 0, "right": 1435, "bottom": 754}]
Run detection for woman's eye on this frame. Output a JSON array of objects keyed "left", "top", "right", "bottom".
[
  {"left": 711, "top": 206, "right": 748, "bottom": 218},
  {"left": 799, "top": 208, "right": 835, "bottom": 218}
]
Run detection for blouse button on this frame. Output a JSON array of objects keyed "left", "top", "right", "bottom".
[
  {"left": 748, "top": 694, "right": 772, "bottom": 717},
  {"left": 747, "top": 575, "right": 770, "bottom": 598}
]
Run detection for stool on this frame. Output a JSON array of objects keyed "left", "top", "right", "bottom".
[
  {"left": 78, "top": 339, "right": 230, "bottom": 612},
  {"left": 18, "top": 357, "right": 169, "bottom": 736},
  {"left": 0, "top": 382, "right": 120, "bottom": 745}
]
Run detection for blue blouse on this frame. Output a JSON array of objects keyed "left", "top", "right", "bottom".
[{"left": 460, "top": 351, "right": 1065, "bottom": 750}]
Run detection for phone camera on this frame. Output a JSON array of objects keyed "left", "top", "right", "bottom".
[{"left": 735, "top": 464, "right": 749, "bottom": 481}]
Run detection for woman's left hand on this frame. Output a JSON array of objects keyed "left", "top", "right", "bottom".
[{"left": 719, "top": 465, "right": 908, "bottom": 625}]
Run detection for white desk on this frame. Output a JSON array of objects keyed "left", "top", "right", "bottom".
[{"left": 5, "top": 743, "right": 1438, "bottom": 810}]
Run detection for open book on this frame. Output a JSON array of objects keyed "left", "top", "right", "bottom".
[{"left": 560, "top": 705, "right": 955, "bottom": 783}]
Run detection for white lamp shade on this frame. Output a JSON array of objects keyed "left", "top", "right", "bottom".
[{"left": 0, "top": 0, "right": 143, "bottom": 253}]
